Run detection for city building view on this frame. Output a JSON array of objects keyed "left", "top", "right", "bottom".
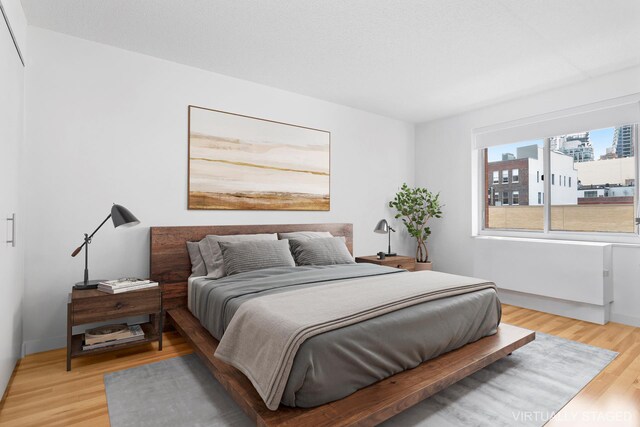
[{"left": 486, "top": 124, "right": 637, "bottom": 232}]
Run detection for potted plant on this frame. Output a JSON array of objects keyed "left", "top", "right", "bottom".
[{"left": 388, "top": 183, "right": 443, "bottom": 270}]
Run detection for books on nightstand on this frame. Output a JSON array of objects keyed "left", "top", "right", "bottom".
[
  {"left": 82, "top": 324, "right": 145, "bottom": 350},
  {"left": 97, "top": 278, "right": 159, "bottom": 294}
]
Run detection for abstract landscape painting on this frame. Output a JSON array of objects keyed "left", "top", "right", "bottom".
[{"left": 188, "top": 106, "right": 330, "bottom": 210}]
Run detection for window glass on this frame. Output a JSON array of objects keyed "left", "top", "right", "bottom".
[
  {"left": 484, "top": 140, "right": 544, "bottom": 230},
  {"left": 550, "top": 125, "right": 636, "bottom": 233},
  {"left": 502, "top": 191, "right": 509, "bottom": 205}
]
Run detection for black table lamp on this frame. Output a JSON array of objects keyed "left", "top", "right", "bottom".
[
  {"left": 71, "top": 204, "right": 140, "bottom": 290},
  {"left": 374, "top": 219, "right": 396, "bottom": 257}
]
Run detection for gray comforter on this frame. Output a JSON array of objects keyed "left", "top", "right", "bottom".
[{"left": 190, "top": 264, "right": 501, "bottom": 408}]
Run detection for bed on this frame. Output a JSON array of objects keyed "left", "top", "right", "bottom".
[{"left": 150, "top": 223, "right": 534, "bottom": 426}]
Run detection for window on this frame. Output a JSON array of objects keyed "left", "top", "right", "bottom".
[
  {"left": 550, "top": 125, "right": 636, "bottom": 233},
  {"left": 492, "top": 171, "right": 499, "bottom": 184},
  {"left": 482, "top": 123, "right": 638, "bottom": 235},
  {"left": 484, "top": 140, "right": 544, "bottom": 230}
]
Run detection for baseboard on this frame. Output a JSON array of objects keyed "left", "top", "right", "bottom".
[
  {"left": 0, "top": 358, "right": 19, "bottom": 405},
  {"left": 23, "top": 335, "right": 65, "bottom": 355},
  {"left": 610, "top": 312, "right": 640, "bottom": 328},
  {"left": 498, "top": 289, "right": 610, "bottom": 324}
]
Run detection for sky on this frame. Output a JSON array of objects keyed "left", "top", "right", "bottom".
[{"left": 487, "top": 127, "right": 616, "bottom": 162}]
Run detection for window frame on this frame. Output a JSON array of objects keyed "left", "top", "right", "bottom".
[
  {"left": 512, "top": 168, "right": 519, "bottom": 183},
  {"left": 502, "top": 190, "right": 509, "bottom": 206},
  {"left": 475, "top": 123, "right": 640, "bottom": 244}
]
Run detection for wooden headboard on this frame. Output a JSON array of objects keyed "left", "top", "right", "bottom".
[{"left": 150, "top": 223, "right": 353, "bottom": 310}]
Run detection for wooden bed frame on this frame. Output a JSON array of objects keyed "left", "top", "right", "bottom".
[{"left": 150, "top": 223, "right": 535, "bottom": 427}]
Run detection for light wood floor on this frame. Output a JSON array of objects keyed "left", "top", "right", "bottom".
[{"left": 0, "top": 305, "right": 638, "bottom": 426}]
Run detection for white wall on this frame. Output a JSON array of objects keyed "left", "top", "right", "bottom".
[
  {"left": 549, "top": 151, "right": 578, "bottom": 205},
  {"left": 576, "top": 156, "right": 635, "bottom": 186},
  {"left": 0, "top": 0, "right": 25, "bottom": 397},
  {"left": 416, "top": 65, "right": 640, "bottom": 326},
  {"left": 22, "top": 27, "right": 415, "bottom": 353}
]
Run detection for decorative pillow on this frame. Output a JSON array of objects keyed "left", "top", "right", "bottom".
[
  {"left": 186, "top": 241, "right": 207, "bottom": 277},
  {"left": 198, "top": 233, "right": 278, "bottom": 278},
  {"left": 289, "top": 237, "right": 355, "bottom": 266},
  {"left": 218, "top": 239, "right": 295, "bottom": 276},
  {"left": 278, "top": 231, "right": 346, "bottom": 244},
  {"left": 278, "top": 231, "right": 333, "bottom": 240}
]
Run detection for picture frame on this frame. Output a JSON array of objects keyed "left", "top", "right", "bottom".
[{"left": 188, "top": 106, "right": 331, "bottom": 211}]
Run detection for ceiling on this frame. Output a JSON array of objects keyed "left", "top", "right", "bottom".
[{"left": 20, "top": 0, "right": 640, "bottom": 123}]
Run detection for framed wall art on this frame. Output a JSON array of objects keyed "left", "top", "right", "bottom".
[{"left": 188, "top": 106, "right": 330, "bottom": 210}]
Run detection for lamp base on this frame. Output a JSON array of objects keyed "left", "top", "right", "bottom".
[
  {"left": 73, "top": 279, "right": 105, "bottom": 290},
  {"left": 385, "top": 252, "right": 397, "bottom": 257}
]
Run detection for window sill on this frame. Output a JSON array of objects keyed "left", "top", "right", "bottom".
[{"left": 475, "top": 230, "right": 640, "bottom": 246}]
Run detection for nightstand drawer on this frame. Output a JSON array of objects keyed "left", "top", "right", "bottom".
[
  {"left": 72, "top": 289, "right": 161, "bottom": 324},
  {"left": 355, "top": 255, "right": 417, "bottom": 272},
  {"left": 394, "top": 262, "right": 415, "bottom": 271}
]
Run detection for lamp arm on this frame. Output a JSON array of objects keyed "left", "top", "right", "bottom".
[
  {"left": 70, "top": 213, "right": 112, "bottom": 257},
  {"left": 386, "top": 226, "right": 396, "bottom": 255}
]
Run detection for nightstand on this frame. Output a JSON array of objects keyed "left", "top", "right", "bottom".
[
  {"left": 355, "top": 255, "right": 417, "bottom": 271},
  {"left": 67, "top": 287, "right": 163, "bottom": 371}
]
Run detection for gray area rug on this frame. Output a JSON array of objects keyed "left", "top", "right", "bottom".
[{"left": 104, "top": 332, "right": 617, "bottom": 427}]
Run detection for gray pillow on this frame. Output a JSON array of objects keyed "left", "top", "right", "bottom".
[
  {"left": 278, "top": 231, "right": 333, "bottom": 240},
  {"left": 278, "top": 231, "right": 346, "bottom": 244},
  {"left": 186, "top": 241, "right": 207, "bottom": 277},
  {"left": 218, "top": 239, "right": 295, "bottom": 276},
  {"left": 289, "top": 237, "right": 355, "bottom": 266},
  {"left": 198, "top": 233, "right": 278, "bottom": 278}
]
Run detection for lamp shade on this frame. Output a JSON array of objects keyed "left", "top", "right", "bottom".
[
  {"left": 374, "top": 219, "right": 389, "bottom": 234},
  {"left": 111, "top": 204, "right": 140, "bottom": 228}
]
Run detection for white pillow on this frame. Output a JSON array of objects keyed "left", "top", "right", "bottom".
[{"left": 198, "top": 233, "right": 278, "bottom": 278}]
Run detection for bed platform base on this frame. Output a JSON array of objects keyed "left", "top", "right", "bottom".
[{"left": 168, "top": 307, "right": 535, "bottom": 427}]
